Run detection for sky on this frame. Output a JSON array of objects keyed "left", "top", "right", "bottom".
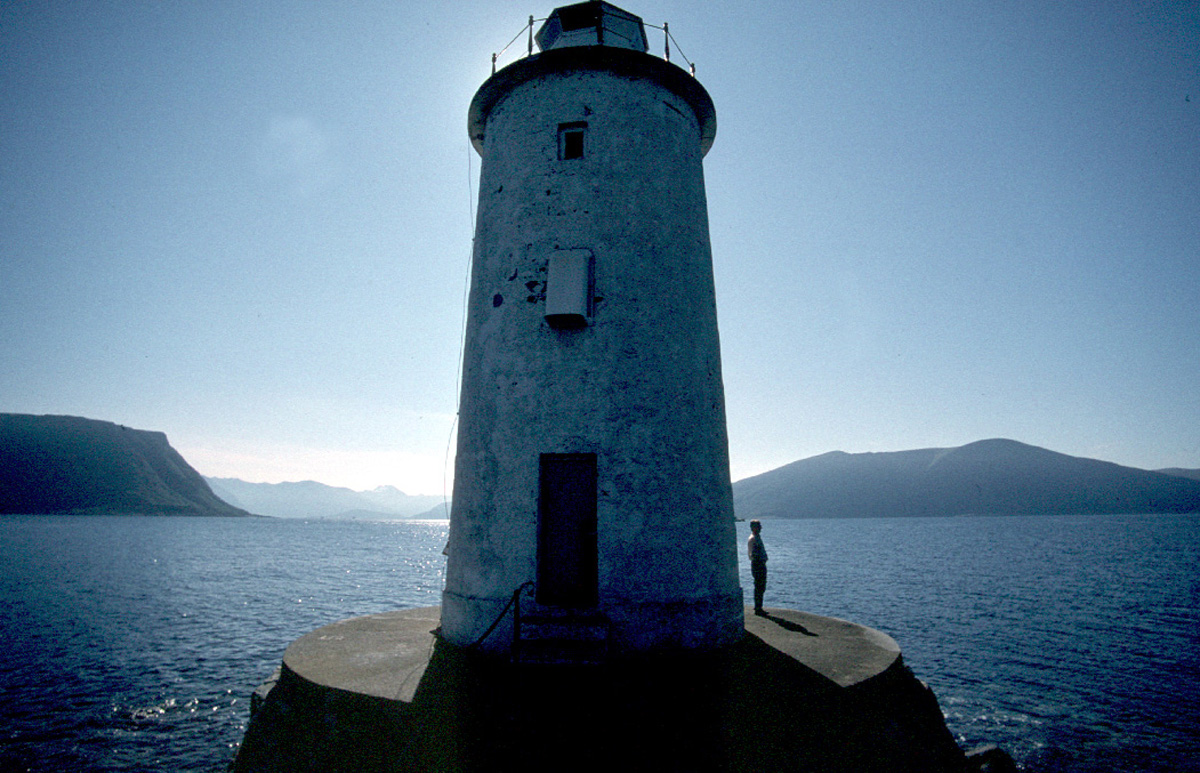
[{"left": 2, "top": 1, "right": 1197, "bottom": 495}]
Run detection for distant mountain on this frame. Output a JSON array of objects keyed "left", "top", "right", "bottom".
[
  {"left": 0, "top": 414, "right": 252, "bottom": 516},
  {"left": 205, "top": 477, "right": 445, "bottom": 519},
  {"left": 413, "top": 501, "right": 452, "bottom": 519},
  {"left": 1157, "top": 467, "right": 1200, "bottom": 482},
  {"left": 732, "top": 439, "right": 1200, "bottom": 519}
]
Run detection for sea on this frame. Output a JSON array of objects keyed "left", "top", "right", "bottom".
[{"left": 0, "top": 514, "right": 1196, "bottom": 772}]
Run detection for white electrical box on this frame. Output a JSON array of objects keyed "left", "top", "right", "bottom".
[{"left": 545, "top": 249, "right": 593, "bottom": 328}]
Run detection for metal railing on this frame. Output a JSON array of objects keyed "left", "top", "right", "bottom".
[
  {"left": 489, "top": 14, "right": 697, "bottom": 77},
  {"left": 466, "top": 580, "right": 536, "bottom": 651}
]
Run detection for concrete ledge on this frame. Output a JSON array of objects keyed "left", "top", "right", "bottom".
[
  {"left": 744, "top": 607, "right": 900, "bottom": 687},
  {"left": 235, "top": 606, "right": 967, "bottom": 772},
  {"left": 281, "top": 607, "right": 441, "bottom": 702}
]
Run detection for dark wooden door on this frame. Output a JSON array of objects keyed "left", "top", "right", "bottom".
[{"left": 537, "top": 453, "right": 598, "bottom": 607}]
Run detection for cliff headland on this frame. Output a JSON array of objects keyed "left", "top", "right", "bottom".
[{"left": 0, "top": 413, "right": 252, "bottom": 516}]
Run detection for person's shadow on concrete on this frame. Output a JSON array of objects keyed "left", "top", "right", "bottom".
[{"left": 760, "top": 611, "right": 818, "bottom": 636}]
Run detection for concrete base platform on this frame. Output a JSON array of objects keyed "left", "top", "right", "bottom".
[{"left": 234, "top": 607, "right": 968, "bottom": 772}]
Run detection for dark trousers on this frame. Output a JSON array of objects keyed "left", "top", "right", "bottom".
[{"left": 751, "top": 562, "right": 767, "bottom": 611}]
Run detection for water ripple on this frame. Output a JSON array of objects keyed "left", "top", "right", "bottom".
[{"left": 2, "top": 515, "right": 1197, "bottom": 771}]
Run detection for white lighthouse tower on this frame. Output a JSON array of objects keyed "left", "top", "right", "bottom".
[
  {"left": 235, "top": 6, "right": 982, "bottom": 768},
  {"left": 442, "top": 0, "right": 742, "bottom": 655}
]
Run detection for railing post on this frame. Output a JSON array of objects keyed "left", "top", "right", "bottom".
[
  {"left": 528, "top": 15, "right": 534, "bottom": 56},
  {"left": 664, "top": 21, "right": 670, "bottom": 62},
  {"left": 512, "top": 587, "right": 522, "bottom": 657},
  {"left": 491, "top": 52, "right": 497, "bottom": 75},
  {"left": 510, "top": 581, "right": 535, "bottom": 662}
]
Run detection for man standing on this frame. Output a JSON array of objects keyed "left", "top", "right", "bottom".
[{"left": 747, "top": 519, "right": 768, "bottom": 615}]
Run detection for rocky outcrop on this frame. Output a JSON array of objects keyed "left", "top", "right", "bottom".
[{"left": 0, "top": 413, "right": 252, "bottom": 516}]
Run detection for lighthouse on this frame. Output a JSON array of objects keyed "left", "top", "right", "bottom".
[
  {"left": 441, "top": 0, "right": 743, "bottom": 655},
  {"left": 234, "top": 7, "right": 988, "bottom": 769}
]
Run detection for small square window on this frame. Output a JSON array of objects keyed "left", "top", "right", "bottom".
[{"left": 558, "top": 122, "right": 586, "bottom": 160}]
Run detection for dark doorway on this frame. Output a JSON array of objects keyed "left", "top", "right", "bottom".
[{"left": 537, "top": 453, "right": 598, "bottom": 607}]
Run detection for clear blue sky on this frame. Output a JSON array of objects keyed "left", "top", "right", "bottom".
[{"left": 3, "top": 1, "right": 1197, "bottom": 494}]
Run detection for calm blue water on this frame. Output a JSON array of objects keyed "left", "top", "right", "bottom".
[{"left": 0, "top": 514, "right": 1196, "bottom": 772}]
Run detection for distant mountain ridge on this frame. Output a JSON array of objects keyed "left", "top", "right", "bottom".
[
  {"left": 1157, "top": 467, "right": 1200, "bottom": 482},
  {"left": 733, "top": 439, "right": 1200, "bottom": 519},
  {"left": 205, "top": 477, "right": 446, "bottom": 519},
  {"left": 0, "top": 414, "right": 251, "bottom": 516},
  {"left": 7, "top": 416, "right": 1192, "bottom": 521}
]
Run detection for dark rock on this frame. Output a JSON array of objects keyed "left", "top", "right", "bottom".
[{"left": 964, "top": 744, "right": 1019, "bottom": 773}]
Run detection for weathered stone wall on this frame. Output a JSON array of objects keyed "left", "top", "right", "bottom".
[{"left": 443, "top": 50, "right": 741, "bottom": 653}]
